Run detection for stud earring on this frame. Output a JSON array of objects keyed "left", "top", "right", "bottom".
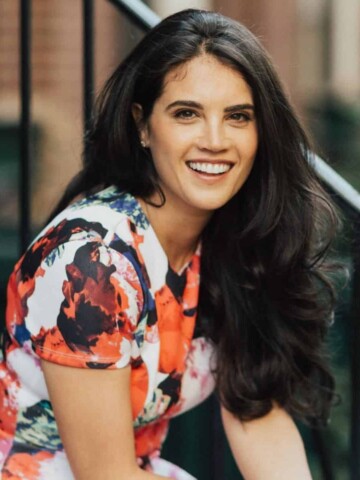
[{"left": 140, "top": 140, "right": 147, "bottom": 148}]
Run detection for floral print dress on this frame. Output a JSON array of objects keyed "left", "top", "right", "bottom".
[{"left": 0, "top": 187, "right": 215, "bottom": 479}]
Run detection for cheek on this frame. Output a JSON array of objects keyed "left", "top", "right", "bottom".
[
  {"left": 150, "top": 125, "right": 195, "bottom": 157},
  {"left": 150, "top": 142, "right": 179, "bottom": 172},
  {"left": 245, "top": 129, "right": 258, "bottom": 159},
  {"left": 235, "top": 139, "right": 257, "bottom": 164},
  {"left": 236, "top": 131, "right": 258, "bottom": 180}
]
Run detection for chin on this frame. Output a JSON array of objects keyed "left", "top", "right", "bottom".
[{"left": 190, "top": 195, "right": 233, "bottom": 212}]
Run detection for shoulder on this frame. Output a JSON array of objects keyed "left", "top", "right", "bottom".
[
  {"left": 64, "top": 186, "right": 149, "bottom": 234},
  {"left": 18, "top": 187, "right": 149, "bottom": 278}
]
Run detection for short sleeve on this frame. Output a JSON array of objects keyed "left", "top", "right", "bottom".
[{"left": 25, "top": 238, "right": 144, "bottom": 369}]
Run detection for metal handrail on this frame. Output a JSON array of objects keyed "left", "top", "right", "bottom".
[
  {"left": 108, "top": 0, "right": 160, "bottom": 30},
  {"left": 312, "top": 154, "right": 360, "bottom": 213}
]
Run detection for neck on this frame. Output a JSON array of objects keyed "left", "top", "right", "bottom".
[{"left": 138, "top": 194, "right": 211, "bottom": 272}]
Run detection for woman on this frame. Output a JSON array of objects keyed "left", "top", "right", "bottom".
[{"left": 0, "top": 9, "right": 338, "bottom": 480}]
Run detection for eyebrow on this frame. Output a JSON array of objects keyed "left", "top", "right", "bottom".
[{"left": 165, "top": 100, "right": 255, "bottom": 112}]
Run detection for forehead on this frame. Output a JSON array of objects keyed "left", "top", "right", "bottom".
[{"left": 159, "top": 54, "right": 253, "bottom": 104}]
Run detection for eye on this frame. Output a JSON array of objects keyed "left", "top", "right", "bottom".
[
  {"left": 228, "top": 112, "right": 251, "bottom": 123},
  {"left": 173, "top": 109, "right": 197, "bottom": 120}
]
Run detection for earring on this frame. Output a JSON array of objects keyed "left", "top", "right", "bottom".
[{"left": 140, "top": 140, "right": 147, "bottom": 148}]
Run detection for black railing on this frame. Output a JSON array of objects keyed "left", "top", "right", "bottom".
[
  {"left": 20, "top": 0, "right": 32, "bottom": 252},
  {"left": 83, "top": 0, "right": 95, "bottom": 164},
  {"left": 18, "top": 1, "right": 360, "bottom": 478}
]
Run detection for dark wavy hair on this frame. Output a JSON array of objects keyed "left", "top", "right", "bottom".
[{"left": 50, "top": 9, "right": 339, "bottom": 426}]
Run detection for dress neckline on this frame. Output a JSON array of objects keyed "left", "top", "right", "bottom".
[{"left": 97, "top": 186, "right": 200, "bottom": 277}]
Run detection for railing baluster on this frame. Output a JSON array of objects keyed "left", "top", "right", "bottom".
[
  {"left": 210, "top": 396, "right": 225, "bottom": 480},
  {"left": 311, "top": 429, "right": 335, "bottom": 480},
  {"left": 20, "top": 0, "right": 31, "bottom": 252},
  {"left": 83, "top": 0, "right": 95, "bottom": 163}
]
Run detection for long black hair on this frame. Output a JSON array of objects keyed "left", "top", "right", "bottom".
[{"left": 50, "top": 9, "right": 339, "bottom": 425}]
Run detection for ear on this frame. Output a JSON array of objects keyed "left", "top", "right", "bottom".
[{"left": 131, "top": 103, "right": 150, "bottom": 147}]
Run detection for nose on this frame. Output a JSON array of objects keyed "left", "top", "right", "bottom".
[{"left": 196, "top": 120, "right": 229, "bottom": 153}]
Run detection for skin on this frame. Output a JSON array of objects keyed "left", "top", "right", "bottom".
[
  {"left": 42, "top": 54, "right": 312, "bottom": 479},
  {"left": 42, "top": 362, "right": 166, "bottom": 480},
  {"left": 221, "top": 406, "right": 312, "bottom": 480}
]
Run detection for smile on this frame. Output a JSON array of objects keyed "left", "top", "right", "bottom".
[{"left": 186, "top": 161, "right": 233, "bottom": 175}]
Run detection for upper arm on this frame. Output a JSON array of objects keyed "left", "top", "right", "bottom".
[
  {"left": 41, "top": 360, "right": 139, "bottom": 480},
  {"left": 221, "top": 405, "right": 312, "bottom": 480}
]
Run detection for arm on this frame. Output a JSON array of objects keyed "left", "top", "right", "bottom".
[
  {"left": 42, "top": 360, "right": 169, "bottom": 480},
  {"left": 221, "top": 404, "right": 312, "bottom": 480}
]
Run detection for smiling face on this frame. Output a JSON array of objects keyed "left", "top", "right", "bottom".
[{"left": 134, "top": 54, "right": 258, "bottom": 219}]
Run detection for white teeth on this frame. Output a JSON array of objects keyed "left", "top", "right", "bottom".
[{"left": 188, "top": 162, "right": 231, "bottom": 174}]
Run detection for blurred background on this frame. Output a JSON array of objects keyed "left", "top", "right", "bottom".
[{"left": 0, "top": 1, "right": 359, "bottom": 479}]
